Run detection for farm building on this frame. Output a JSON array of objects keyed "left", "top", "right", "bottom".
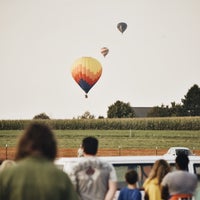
[{"left": 133, "top": 107, "right": 152, "bottom": 118}]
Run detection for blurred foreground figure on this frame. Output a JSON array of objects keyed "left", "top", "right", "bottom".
[
  {"left": 67, "top": 136, "right": 117, "bottom": 200},
  {"left": 161, "top": 153, "right": 198, "bottom": 200},
  {"left": 0, "top": 160, "right": 16, "bottom": 172},
  {"left": 0, "top": 122, "right": 79, "bottom": 200}
]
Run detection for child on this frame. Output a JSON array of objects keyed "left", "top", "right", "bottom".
[{"left": 118, "top": 169, "right": 141, "bottom": 200}]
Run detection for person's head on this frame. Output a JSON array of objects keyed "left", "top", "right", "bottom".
[
  {"left": 82, "top": 136, "right": 98, "bottom": 155},
  {"left": 148, "top": 159, "right": 171, "bottom": 184},
  {"left": 175, "top": 153, "right": 189, "bottom": 170},
  {"left": 15, "top": 122, "right": 57, "bottom": 161},
  {"left": 0, "top": 160, "right": 16, "bottom": 172},
  {"left": 125, "top": 169, "right": 138, "bottom": 185}
]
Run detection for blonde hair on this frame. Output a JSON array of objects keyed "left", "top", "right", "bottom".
[
  {"left": 0, "top": 160, "right": 16, "bottom": 172},
  {"left": 148, "top": 159, "right": 171, "bottom": 184}
]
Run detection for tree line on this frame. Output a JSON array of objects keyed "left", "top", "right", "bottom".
[
  {"left": 33, "top": 84, "right": 200, "bottom": 119},
  {"left": 147, "top": 84, "right": 200, "bottom": 117},
  {"left": 107, "top": 84, "right": 200, "bottom": 118}
]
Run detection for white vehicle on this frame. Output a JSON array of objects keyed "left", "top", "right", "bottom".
[
  {"left": 164, "top": 147, "right": 194, "bottom": 156},
  {"left": 55, "top": 155, "right": 200, "bottom": 200}
]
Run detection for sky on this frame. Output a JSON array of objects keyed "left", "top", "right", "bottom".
[{"left": 0, "top": 0, "right": 200, "bottom": 119}]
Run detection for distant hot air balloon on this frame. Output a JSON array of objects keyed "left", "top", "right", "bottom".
[
  {"left": 117, "top": 22, "right": 127, "bottom": 34},
  {"left": 101, "top": 47, "right": 109, "bottom": 57},
  {"left": 71, "top": 57, "right": 102, "bottom": 98}
]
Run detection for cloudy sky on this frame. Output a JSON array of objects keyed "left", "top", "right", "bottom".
[{"left": 0, "top": 0, "right": 200, "bottom": 119}]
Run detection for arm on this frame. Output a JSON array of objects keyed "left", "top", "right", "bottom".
[
  {"left": 64, "top": 163, "right": 78, "bottom": 190},
  {"left": 161, "top": 174, "right": 170, "bottom": 200},
  {"left": 66, "top": 175, "right": 80, "bottom": 200},
  {"left": 104, "top": 180, "right": 117, "bottom": 200},
  {"left": 161, "top": 185, "right": 169, "bottom": 200},
  {"left": 117, "top": 190, "right": 123, "bottom": 200}
]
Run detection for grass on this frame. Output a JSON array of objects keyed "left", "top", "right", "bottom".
[{"left": 0, "top": 130, "right": 200, "bottom": 150}]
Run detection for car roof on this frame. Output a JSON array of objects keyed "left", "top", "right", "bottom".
[
  {"left": 55, "top": 155, "right": 200, "bottom": 165},
  {"left": 168, "top": 147, "right": 190, "bottom": 150}
]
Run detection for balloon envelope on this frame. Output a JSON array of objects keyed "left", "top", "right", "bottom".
[
  {"left": 71, "top": 57, "right": 102, "bottom": 97},
  {"left": 101, "top": 47, "right": 109, "bottom": 57},
  {"left": 117, "top": 22, "right": 127, "bottom": 33}
]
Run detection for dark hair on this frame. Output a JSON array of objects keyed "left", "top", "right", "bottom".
[
  {"left": 125, "top": 169, "right": 138, "bottom": 185},
  {"left": 176, "top": 153, "right": 189, "bottom": 170},
  {"left": 15, "top": 122, "right": 57, "bottom": 161},
  {"left": 82, "top": 136, "right": 98, "bottom": 155}
]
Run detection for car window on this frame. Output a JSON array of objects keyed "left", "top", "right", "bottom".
[
  {"left": 113, "top": 163, "right": 154, "bottom": 189},
  {"left": 194, "top": 164, "right": 200, "bottom": 199},
  {"left": 113, "top": 163, "right": 175, "bottom": 190},
  {"left": 176, "top": 149, "right": 191, "bottom": 156}
]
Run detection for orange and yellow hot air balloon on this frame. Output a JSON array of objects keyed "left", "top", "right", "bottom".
[{"left": 71, "top": 57, "right": 102, "bottom": 98}]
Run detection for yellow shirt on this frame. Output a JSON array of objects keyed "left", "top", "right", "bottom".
[{"left": 143, "top": 178, "right": 162, "bottom": 200}]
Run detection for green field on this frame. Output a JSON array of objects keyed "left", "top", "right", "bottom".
[{"left": 0, "top": 130, "right": 200, "bottom": 150}]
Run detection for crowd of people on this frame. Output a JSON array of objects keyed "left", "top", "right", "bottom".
[{"left": 0, "top": 121, "right": 199, "bottom": 200}]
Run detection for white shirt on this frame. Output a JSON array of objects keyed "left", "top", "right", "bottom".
[{"left": 66, "top": 156, "right": 117, "bottom": 200}]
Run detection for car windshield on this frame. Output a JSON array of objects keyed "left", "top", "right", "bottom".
[{"left": 175, "top": 149, "right": 191, "bottom": 156}]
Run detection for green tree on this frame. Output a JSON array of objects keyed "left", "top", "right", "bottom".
[
  {"left": 169, "top": 102, "right": 185, "bottom": 116},
  {"left": 33, "top": 113, "right": 50, "bottom": 119},
  {"left": 147, "top": 104, "right": 171, "bottom": 117},
  {"left": 78, "top": 111, "right": 95, "bottom": 119},
  {"left": 98, "top": 116, "right": 104, "bottom": 119},
  {"left": 181, "top": 84, "right": 200, "bottom": 116},
  {"left": 147, "top": 102, "right": 186, "bottom": 117},
  {"left": 107, "top": 100, "right": 135, "bottom": 118}
]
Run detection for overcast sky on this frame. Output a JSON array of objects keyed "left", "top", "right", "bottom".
[{"left": 0, "top": 0, "right": 200, "bottom": 119}]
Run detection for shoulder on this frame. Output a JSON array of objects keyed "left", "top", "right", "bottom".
[
  {"left": 143, "top": 178, "right": 150, "bottom": 188},
  {"left": 134, "top": 188, "right": 141, "bottom": 193},
  {"left": 73, "top": 157, "right": 114, "bottom": 170},
  {"left": 143, "top": 178, "right": 158, "bottom": 186},
  {"left": 161, "top": 171, "right": 173, "bottom": 183},
  {"left": 119, "top": 187, "right": 129, "bottom": 197},
  {"left": 175, "top": 170, "right": 197, "bottom": 180},
  {"left": 186, "top": 171, "right": 198, "bottom": 181},
  {"left": 120, "top": 187, "right": 128, "bottom": 192},
  {"left": 132, "top": 188, "right": 141, "bottom": 199},
  {"left": 164, "top": 171, "right": 177, "bottom": 178}
]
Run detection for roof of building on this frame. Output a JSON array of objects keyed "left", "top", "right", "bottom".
[{"left": 133, "top": 107, "right": 152, "bottom": 118}]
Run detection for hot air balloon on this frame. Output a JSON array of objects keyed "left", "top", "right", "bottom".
[
  {"left": 71, "top": 57, "right": 102, "bottom": 98},
  {"left": 101, "top": 47, "right": 109, "bottom": 57},
  {"left": 117, "top": 22, "right": 127, "bottom": 34}
]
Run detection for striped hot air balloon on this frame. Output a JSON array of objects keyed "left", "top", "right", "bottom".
[
  {"left": 101, "top": 47, "right": 109, "bottom": 57},
  {"left": 71, "top": 57, "right": 102, "bottom": 98}
]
